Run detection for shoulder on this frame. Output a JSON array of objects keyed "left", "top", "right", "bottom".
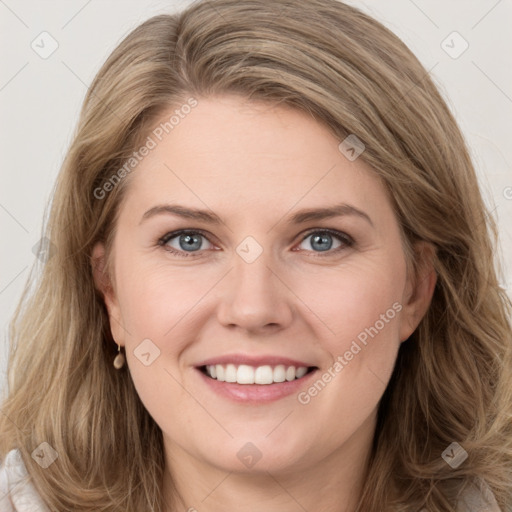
[
  {"left": 0, "top": 449, "right": 50, "bottom": 512},
  {"left": 456, "top": 478, "right": 502, "bottom": 512}
]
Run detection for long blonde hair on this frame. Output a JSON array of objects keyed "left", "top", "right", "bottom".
[{"left": 1, "top": 0, "right": 511, "bottom": 510}]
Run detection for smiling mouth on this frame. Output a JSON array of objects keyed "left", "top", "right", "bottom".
[{"left": 198, "top": 364, "right": 318, "bottom": 385}]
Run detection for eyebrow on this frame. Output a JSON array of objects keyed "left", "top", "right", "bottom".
[{"left": 139, "top": 202, "right": 374, "bottom": 228}]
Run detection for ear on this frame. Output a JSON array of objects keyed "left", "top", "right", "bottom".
[
  {"left": 91, "top": 241, "right": 125, "bottom": 346},
  {"left": 399, "top": 241, "right": 437, "bottom": 342}
]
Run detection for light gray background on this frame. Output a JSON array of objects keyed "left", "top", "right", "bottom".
[{"left": 1, "top": 0, "right": 511, "bottom": 394}]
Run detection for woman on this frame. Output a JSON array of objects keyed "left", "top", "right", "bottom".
[{"left": 1, "top": 0, "right": 511, "bottom": 510}]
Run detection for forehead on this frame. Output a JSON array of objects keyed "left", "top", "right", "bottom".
[{"left": 119, "top": 95, "right": 390, "bottom": 222}]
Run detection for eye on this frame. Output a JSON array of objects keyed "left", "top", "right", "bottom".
[
  {"left": 157, "top": 228, "right": 354, "bottom": 258},
  {"left": 295, "top": 229, "right": 354, "bottom": 256},
  {"left": 158, "top": 229, "right": 214, "bottom": 257}
]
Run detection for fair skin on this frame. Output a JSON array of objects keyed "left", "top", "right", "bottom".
[{"left": 92, "top": 95, "right": 436, "bottom": 512}]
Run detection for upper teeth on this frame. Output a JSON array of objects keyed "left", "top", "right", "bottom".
[{"left": 205, "top": 364, "right": 309, "bottom": 385}]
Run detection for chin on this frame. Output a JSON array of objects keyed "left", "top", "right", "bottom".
[{"left": 202, "top": 435, "right": 314, "bottom": 475}]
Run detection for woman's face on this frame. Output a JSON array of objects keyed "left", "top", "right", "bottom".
[{"left": 94, "top": 95, "right": 434, "bottom": 477}]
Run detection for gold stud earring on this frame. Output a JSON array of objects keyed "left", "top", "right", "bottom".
[{"left": 113, "top": 342, "right": 125, "bottom": 369}]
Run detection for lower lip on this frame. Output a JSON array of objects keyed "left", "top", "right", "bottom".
[{"left": 196, "top": 367, "right": 318, "bottom": 403}]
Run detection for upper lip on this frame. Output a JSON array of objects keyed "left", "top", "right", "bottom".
[{"left": 195, "top": 354, "right": 317, "bottom": 368}]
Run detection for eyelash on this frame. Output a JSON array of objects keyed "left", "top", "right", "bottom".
[{"left": 156, "top": 228, "right": 355, "bottom": 258}]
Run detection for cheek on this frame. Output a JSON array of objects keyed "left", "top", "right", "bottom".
[
  {"left": 114, "top": 261, "right": 199, "bottom": 421},
  {"left": 115, "top": 255, "right": 207, "bottom": 343},
  {"left": 298, "top": 256, "right": 406, "bottom": 346},
  {"left": 117, "top": 244, "right": 406, "bottom": 353},
  {"left": 295, "top": 255, "right": 406, "bottom": 406},
  {"left": 291, "top": 273, "right": 404, "bottom": 451},
  {"left": 111, "top": 240, "right": 407, "bottom": 466}
]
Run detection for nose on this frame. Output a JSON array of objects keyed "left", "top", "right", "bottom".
[{"left": 216, "top": 249, "right": 293, "bottom": 334}]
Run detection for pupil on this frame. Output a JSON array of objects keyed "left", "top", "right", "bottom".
[
  {"left": 312, "top": 234, "right": 332, "bottom": 252},
  {"left": 177, "top": 233, "right": 333, "bottom": 253},
  {"left": 180, "top": 234, "right": 201, "bottom": 251}
]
